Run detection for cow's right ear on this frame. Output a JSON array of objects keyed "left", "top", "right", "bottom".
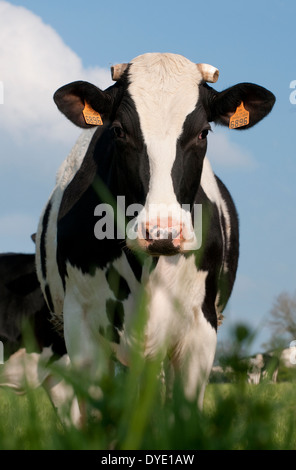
[{"left": 53, "top": 81, "right": 113, "bottom": 128}]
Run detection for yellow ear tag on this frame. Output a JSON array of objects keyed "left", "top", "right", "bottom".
[
  {"left": 229, "top": 102, "right": 249, "bottom": 129},
  {"left": 83, "top": 102, "right": 103, "bottom": 126}
]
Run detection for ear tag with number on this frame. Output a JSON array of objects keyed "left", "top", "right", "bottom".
[
  {"left": 83, "top": 102, "right": 103, "bottom": 126},
  {"left": 229, "top": 102, "right": 249, "bottom": 129}
]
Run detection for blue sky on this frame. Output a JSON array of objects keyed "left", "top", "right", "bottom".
[{"left": 0, "top": 0, "right": 295, "bottom": 353}]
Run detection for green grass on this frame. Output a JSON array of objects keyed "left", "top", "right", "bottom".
[
  {"left": 0, "top": 323, "right": 295, "bottom": 450},
  {"left": 0, "top": 370, "right": 295, "bottom": 450},
  {"left": 203, "top": 382, "right": 296, "bottom": 450},
  {"left": 0, "top": 387, "right": 60, "bottom": 449}
]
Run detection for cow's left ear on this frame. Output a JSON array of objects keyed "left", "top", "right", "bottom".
[
  {"left": 53, "top": 81, "right": 113, "bottom": 128},
  {"left": 209, "top": 83, "right": 275, "bottom": 129}
]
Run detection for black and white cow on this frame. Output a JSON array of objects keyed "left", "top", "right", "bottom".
[{"left": 36, "top": 53, "right": 275, "bottom": 406}]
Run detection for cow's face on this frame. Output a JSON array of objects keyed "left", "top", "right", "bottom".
[
  {"left": 54, "top": 53, "right": 275, "bottom": 256},
  {"left": 112, "top": 54, "right": 212, "bottom": 255}
]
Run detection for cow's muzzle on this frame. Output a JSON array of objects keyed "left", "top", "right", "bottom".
[
  {"left": 126, "top": 205, "right": 201, "bottom": 255},
  {"left": 140, "top": 219, "right": 182, "bottom": 256}
]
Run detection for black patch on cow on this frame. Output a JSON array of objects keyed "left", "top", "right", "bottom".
[
  {"left": 147, "top": 240, "right": 180, "bottom": 257},
  {"left": 193, "top": 186, "right": 224, "bottom": 330},
  {"left": 105, "top": 265, "right": 131, "bottom": 301},
  {"left": 58, "top": 129, "right": 105, "bottom": 222},
  {"left": 112, "top": 92, "right": 150, "bottom": 208},
  {"left": 201, "top": 277, "right": 219, "bottom": 330},
  {"left": 214, "top": 175, "right": 239, "bottom": 310},
  {"left": 40, "top": 201, "right": 52, "bottom": 279},
  {"left": 105, "top": 325, "right": 120, "bottom": 343},
  {"left": 57, "top": 127, "right": 123, "bottom": 281},
  {"left": 123, "top": 249, "right": 143, "bottom": 282},
  {"left": 106, "top": 299, "right": 124, "bottom": 330},
  {"left": 172, "top": 101, "right": 209, "bottom": 208}
]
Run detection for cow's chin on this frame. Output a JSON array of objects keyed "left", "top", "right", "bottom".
[{"left": 126, "top": 237, "right": 190, "bottom": 257}]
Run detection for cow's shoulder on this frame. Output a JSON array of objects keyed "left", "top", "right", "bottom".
[
  {"left": 57, "top": 123, "right": 114, "bottom": 223},
  {"left": 56, "top": 128, "right": 98, "bottom": 189},
  {"left": 199, "top": 157, "right": 238, "bottom": 246}
]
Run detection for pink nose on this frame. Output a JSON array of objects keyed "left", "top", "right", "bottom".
[{"left": 142, "top": 218, "right": 183, "bottom": 245}]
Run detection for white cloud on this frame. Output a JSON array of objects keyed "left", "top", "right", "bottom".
[{"left": 0, "top": 0, "right": 112, "bottom": 146}]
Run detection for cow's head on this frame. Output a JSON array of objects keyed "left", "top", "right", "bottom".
[{"left": 54, "top": 53, "right": 275, "bottom": 256}]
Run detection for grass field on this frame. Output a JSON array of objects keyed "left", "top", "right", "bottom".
[
  {"left": 0, "top": 368, "right": 295, "bottom": 450},
  {"left": 0, "top": 323, "right": 295, "bottom": 450}
]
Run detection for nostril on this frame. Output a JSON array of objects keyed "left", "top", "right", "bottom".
[
  {"left": 142, "top": 221, "right": 184, "bottom": 243},
  {"left": 171, "top": 228, "right": 178, "bottom": 239}
]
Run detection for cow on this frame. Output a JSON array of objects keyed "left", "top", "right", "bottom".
[
  {"left": 247, "top": 352, "right": 280, "bottom": 384},
  {"left": 35, "top": 53, "right": 275, "bottom": 408},
  {"left": 0, "top": 252, "right": 80, "bottom": 426}
]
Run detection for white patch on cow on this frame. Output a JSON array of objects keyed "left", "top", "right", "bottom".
[
  {"left": 63, "top": 255, "right": 142, "bottom": 368},
  {"left": 200, "top": 157, "right": 231, "bottom": 270},
  {"left": 55, "top": 127, "right": 97, "bottom": 186},
  {"left": 44, "top": 356, "right": 81, "bottom": 427},
  {"left": 109, "top": 253, "right": 145, "bottom": 364},
  {"left": 128, "top": 53, "right": 202, "bottom": 231},
  {"left": 145, "top": 253, "right": 216, "bottom": 405},
  {"left": 179, "top": 312, "right": 217, "bottom": 407},
  {"left": 145, "top": 254, "right": 208, "bottom": 356},
  {"left": 63, "top": 262, "right": 115, "bottom": 368},
  {"left": 36, "top": 128, "right": 97, "bottom": 315}
]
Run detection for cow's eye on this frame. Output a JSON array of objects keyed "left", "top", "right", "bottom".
[
  {"left": 112, "top": 124, "right": 126, "bottom": 140},
  {"left": 198, "top": 129, "right": 209, "bottom": 140}
]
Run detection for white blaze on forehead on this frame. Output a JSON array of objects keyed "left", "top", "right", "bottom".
[{"left": 128, "top": 53, "right": 202, "bottom": 208}]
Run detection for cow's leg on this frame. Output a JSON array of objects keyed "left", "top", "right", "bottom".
[
  {"left": 172, "top": 311, "right": 217, "bottom": 409},
  {"left": 63, "top": 292, "right": 111, "bottom": 425},
  {"left": 63, "top": 300, "right": 95, "bottom": 371},
  {"left": 43, "top": 375, "right": 81, "bottom": 427},
  {"left": 42, "top": 354, "right": 81, "bottom": 428},
  {"left": 63, "top": 302, "right": 98, "bottom": 427}
]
